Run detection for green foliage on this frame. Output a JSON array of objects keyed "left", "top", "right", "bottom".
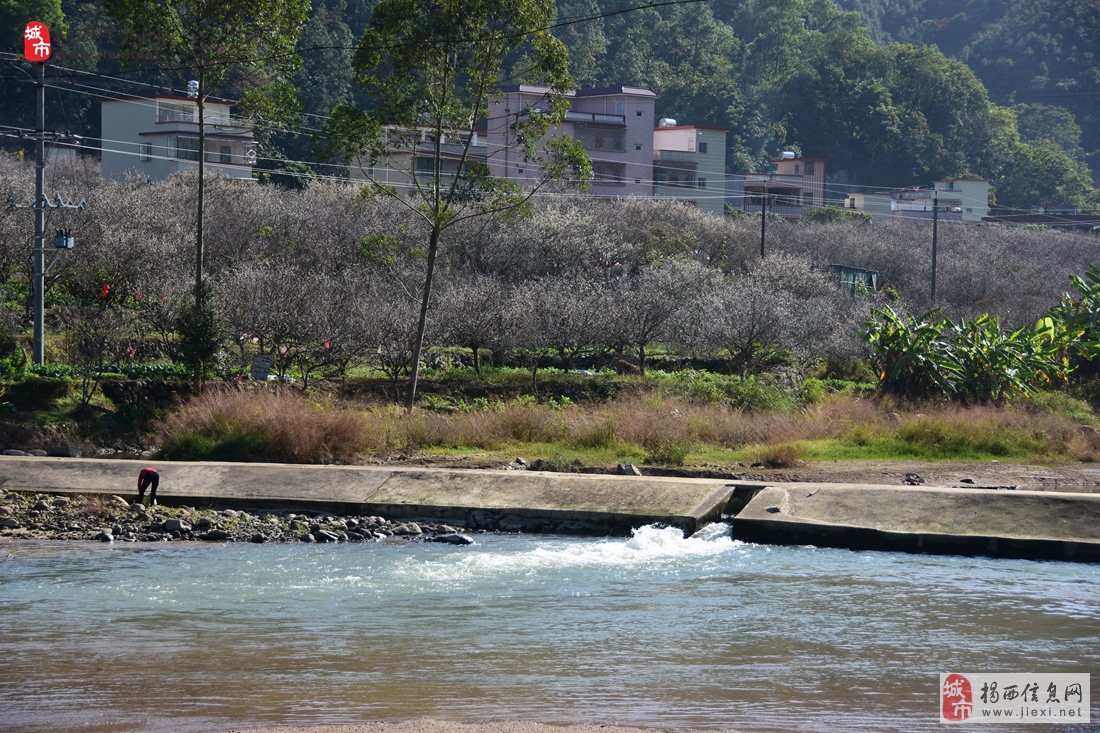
[
  {"left": 801, "top": 206, "right": 872, "bottom": 224},
  {"left": 0, "top": 0, "right": 65, "bottom": 53},
  {"left": 6, "top": 375, "right": 71, "bottom": 408},
  {"left": 642, "top": 435, "right": 690, "bottom": 466},
  {"left": 1019, "top": 391, "right": 1098, "bottom": 426},
  {"left": 1046, "top": 264, "right": 1100, "bottom": 378},
  {"left": 175, "top": 287, "right": 223, "bottom": 380},
  {"left": 865, "top": 291, "right": 1084, "bottom": 404},
  {"left": 644, "top": 369, "right": 799, "bottom": 411},
  {"left": 950, "top": 313, "right": 1062, "bottom": 404},
  {"left": 158, "top": 430, "right": 270, "bottom": 462},
  {"left": 864, "top": 306, "right": 958, "bottom": 399}
]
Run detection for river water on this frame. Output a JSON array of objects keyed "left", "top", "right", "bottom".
[{"left": 0, "top": 525, "right": 1097, "bottom": 733}]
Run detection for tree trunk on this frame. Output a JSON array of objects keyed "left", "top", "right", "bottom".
[
  {"left": 471, "top": 343, "right": 481, "bottom": 375},
  {"left": 638, "top": 343, "right": 646, "bottom": 376},
  {"left": 404, "top": 224, "right": 442, "bottom": 413}
]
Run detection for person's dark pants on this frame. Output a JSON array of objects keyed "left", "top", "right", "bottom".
[{"left": 138, "top": 473, "right": 159, "bottom": 503}]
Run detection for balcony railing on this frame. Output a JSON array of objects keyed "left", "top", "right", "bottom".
[
  {"left": 157, "top": 110, "right": 249, "bottom": 128},
  {"left": 565, "top": 110, "right": 626, "bottom": 125}
]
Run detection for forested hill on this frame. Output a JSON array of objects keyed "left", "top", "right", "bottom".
[
  {"left": 834, "top": 0, "right": 1098, "bottom": 185},
  {"left": 545, "top": 0, "right": 1097, "bottom": 206},
  {"left": 1, "top": 0, "right": 1096, "bottom": 211}
]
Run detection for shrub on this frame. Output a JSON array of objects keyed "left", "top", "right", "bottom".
[
  {"left": 642, "top": 435, "right": 691, "bottom": 466},
  {"left": 158, "top": 390, "right": 380, "bottom": 463},
  {"left": 6, "top": 375, "right": 71, "bottom": 408},
  {"left": 751, "top": 442, "right": 806, "bottom": 468}
]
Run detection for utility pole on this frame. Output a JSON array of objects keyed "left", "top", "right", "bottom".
[
  {"left": 10, "top": 22, "right": 83, "bottom": 365},
  {"left": 33, "top": 60, "right": 45, "bottom": 365},
  {"left": 759, "top": 178, "right": 768, "bottom": 259},
  {"left": 931, "top": 189, "right": 939, "bottom": 305}
]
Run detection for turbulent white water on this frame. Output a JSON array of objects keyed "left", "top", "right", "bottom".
[{"left": 1, "top": 526, "right": 1098, "bottom": 733}]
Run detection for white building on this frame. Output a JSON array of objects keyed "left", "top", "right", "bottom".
[
  {"left": 652, "top": 122, "right": 728, "bottom": 215},
  {"left": 100, "top": 94, "right": 255, "bottom": 181}
]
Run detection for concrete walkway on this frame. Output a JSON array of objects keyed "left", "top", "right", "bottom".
[{"left": 2, "top": 455, "right": 1099, "bottom": 560}]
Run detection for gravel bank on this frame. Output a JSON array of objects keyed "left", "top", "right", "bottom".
[{"left": 0, "top": 489, "right": 477, "bottom": 544}]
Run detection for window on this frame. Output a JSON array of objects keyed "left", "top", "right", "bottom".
[
  {"left": 805, "top": 160, "right": 815, "bottom": 175},
  {"left": 698, "top": 141, "right": 708, "bottom": 154},
  {"left": 635, "top": 110, "right": 643, "bottom": 117},
  {"left": 794, "top": 164, "right": 800, "bottom": 175},
  {"left": 614, "top": 101, "right": 625, "bottom": 115},
  {"left": 219, "top": 145, "right": 232, "bottom": 164},
  {"left": 415, "top": 156, "right": 435, "bottom": 174},
  {"left": 634, "top": 179, "right": 641, "bottom": 184},
  {"left": 175, "top": 136, "right": 200, "bottom": 161},
  {"left": 697, "top": 177, "right": 707, "bottom": 189},
  {"left": 635, "top": 143, "right": 642, "bottom": 151},
  {"left": 140, "top": 143, "right": 152, "bottom": 161}
]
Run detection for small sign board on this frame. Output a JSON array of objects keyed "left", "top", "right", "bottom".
[
  {"left": 250, "top": 354, "right": 273, "bottom": 381},
  {"left": 23, "top": 21, "right": 51, "bottom": 62}
]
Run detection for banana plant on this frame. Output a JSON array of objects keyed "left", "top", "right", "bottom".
[
  {"left": 864, "top": 306, "right": 959, "bottom": 399},
  {"left": 950, "top": 313, "right": 1063, "bottom": 404}
]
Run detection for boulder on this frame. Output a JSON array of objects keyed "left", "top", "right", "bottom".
[
  {"left": 96, "top": 531, "right": 113, "bottom": 542},
  {"left": 393, "top": 522, "right": 423, "bottom": 536},
  {"left": 200, "top": 529, "right": 231, "bottom": 541},
  {"left": 249, "top": 532, "right": 266, "bottom": 544},
  {"left": 430, "top": 533, "right": 475, "bottom": 545},
  {"left": 1, "top": 449, "right": 28, "bottom": 456},
  {"left": 46, "top": 444, "right": 81, "bottom": 458},
  {"left": 109, "top": 495, "right": 131, "bottom": 509},
  {"left": 313, "top": 530, "right": 340, "bottom": 543},
  {"left": 162, "top": 518, "right": 191, "bottom": 533},
  {"left": 0, "top": 517, "right": 20, "bottom": 529},
  {"left": 617, "top": 463, "right": 642, "bottom": 476},
  {"left": 194, "top": 517, "right": 214, "bottom": 530},
  {"left": 33, "top": 499, "right": 51, "bottom": 511},
  {"left": 28, "top": 449, "right": 47, "bottom": 457}
]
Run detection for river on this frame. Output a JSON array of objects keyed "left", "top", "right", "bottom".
[{"left": 0, "top": 525, "right": 1097, "bottom": 732}]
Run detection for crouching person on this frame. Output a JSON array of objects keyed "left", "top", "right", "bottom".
[{"left": 137, "top": 467, "right": 159, "bottom": 505}]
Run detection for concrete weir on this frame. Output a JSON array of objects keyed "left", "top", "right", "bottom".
[
  {"left": 730, "top": 482, "right": 1100, "bottom": 563},
  {"left": 3, "top": 456, "right": 1100, "bottom": 561},
  {"left": 0, "top": 456, "right": 734, "bottom": 535}
]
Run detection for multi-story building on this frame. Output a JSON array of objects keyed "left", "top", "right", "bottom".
[
  {"left": 843, "top": 178, "right": 988, "bottom": 224},
  {"left": 739, "top": 154, "right": 828, "bottom": 219},
  {"left": 350, "top": 128, "right": 487, "bottom": 192},
  {"left": 99, "top": 94, "right": 255, "bottom": 181},
  {"left": 934, "top": 177, "right": 990, "bottom": 223},
  {"left": 652, "top": 121, "right": 728, "bottom": 215},
  {"left": 487, "top": 85, "right": 656, "bottom": 197}
]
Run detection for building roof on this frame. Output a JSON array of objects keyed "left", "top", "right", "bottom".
[
  {"left": 771, "top": 155, "right": 827, "bottom": 162},
  {"left": 935, "top": 176, "right": 990, "bottom": 183},
  {"left": 573, "top": 86, "right": 656, "bottom": 98},
  {"left": 496, "top": 84, "right": 657, "bottom": 98},
  {"left": 100, "top": 92, "right": 237, "bottom": 106},
  {"left": 653, "top": 124, "right": 729, "bottom": 132}
]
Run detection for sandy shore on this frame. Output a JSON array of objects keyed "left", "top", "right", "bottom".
[{"left": 227, "top": 721, "right": 706, "bottom": 733}]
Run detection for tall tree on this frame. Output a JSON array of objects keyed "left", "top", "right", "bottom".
[
  {"left": 102, "top": 0, "right": 309, "bottom": 384},
  {"left": 328, "top": 0, "right": 590, "bottom": 411}
]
